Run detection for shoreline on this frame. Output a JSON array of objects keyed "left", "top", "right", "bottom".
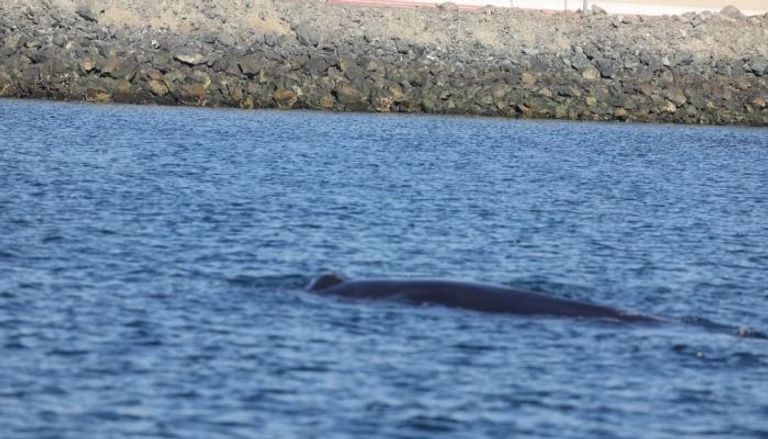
[
  {"left": 6, "top": 97, "right": 768, "bottom": 133},
  {"left": 1, "top": 1, "right": 767, "bottom": 126}
]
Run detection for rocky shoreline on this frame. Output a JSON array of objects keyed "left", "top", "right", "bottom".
[{"left": 1, "top": 1, "right": 767, "bottom": 125}]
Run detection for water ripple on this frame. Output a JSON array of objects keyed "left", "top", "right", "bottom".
[{"left": 1, "top": 100, "right": 767, "bottom": 438}]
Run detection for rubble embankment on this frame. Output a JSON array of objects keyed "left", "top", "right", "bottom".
[{"left": 1, "top": 0, "right": 767, "bottom": 125}]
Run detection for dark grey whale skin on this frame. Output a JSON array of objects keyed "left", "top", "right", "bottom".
[{"left": 307, "top": 275, "right": 659, "bottom": 322}]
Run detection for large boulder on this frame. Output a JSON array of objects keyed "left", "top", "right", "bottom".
[
  {"left": 720, "top": 5, "right": 744, "bottom": 19},
  {"left": 273, "top": 88, "right": 298, "bottom": 109},
  {"left": 294, "top": 22, "right": 320, "bottom": 47}
]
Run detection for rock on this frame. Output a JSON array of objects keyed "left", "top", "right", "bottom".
[
  {"left": 273, "top": 88, "right": 298, "bottom": 109},
  {"left": 364, "top": 58, "right": 383, "bottom": 72},
  {"left": 162, "top": 70, "right": 183, "bottom": 94},
  {"left": 720, "top": 5, "right": 744, "bottom": 19},
  {"left": 637, "top": 83, "right": 657, "bottom": 96},
  {"left": 746, "top": 57, "right": 767, "bottom": 76},
  {"left": 79, "top": 58, "right": 96, "bottom": 74},
  {"left": 394, "top": 39, "right": 412, "bottom": 55},
  {"left": 2, "top": 34, "right": 22, "bottom": 50},
  {"left": 177, "top": 82, "right": 208, "bottom": 105},
  {"left": 148, "top": 79, "right": 168, "bottom": 96},
  {"left": 521, "top": 71, "right": 537, "bottom": 86},
  {"left": 306, "top": 55, "right": 329, "bottom": 77},
  {"left": 189, "top": 71, "right": 211, "bottom": 88},
  {"left": 596, "top": 59, "right": 617, "bottom": 79},
  {"left": 400, "top": 99, "right": 421, "bottom": 113},
  {"left": 174, "top": 52, "right": 207, "bottom": 66},
  {"left": 238, "top": 55, "right": 261, "bottom": 77},
  {"left": 537, "top": 87, "right": 553, "bottom": 98},
  {"left": 558, "top": 85, "right": 581, "bottom": 98},
  {"left": 374, "top": 95, "right": 394, "bottom": 112},
  {"left": 101, "top": 57, "right": 136, "bottom": 81},
  {"left": 334, "top": 82, "right": 367, "bottom": 110},
  {"left": 146, "top": 68, "right": 164, "bottom": 81},
  {"left": 0, "top": 71, "right": 12, "bottom": 96},
  {"left": 319, "top": 95, "right": 335, "bottom": 109},
  {"left": 614, "top": 107, "right": 629, "bottom": 119},
  {"left": 75, "top": 6, "right": 99, "bottom": 23},
  {"left": 246, "top": 81, "right": 262, "bottom": 97},
  {"left": 570, "top": 52, "right": 593, "bottom": 72},
  {"left": 227, "top": 82, "right": 243, "bottom": 102},
  {"left": 113, "top": 80, "right": 137, "bottom": 103},
  {"left": 750, "top": 96, "right": 766, "bottom": 108},
  {"left": 264, "top": 33, "right": 279, "bottom": 47},
  {"left": 581, "top": 67, "right": 600, "bottom": 80},
  {"left": 294, "top": 21, "right": 320, "bottom": 47},
  {"left": 437, "top": 2, "right": 459, "bottom": 12},
  {"left": 216, "top": 33, "right": 235, "bottom": 47},
  {"left": 672, "top": 52, "right": 693, "bottom": 67},
  {"left": 665, "top": 87, "right": 687, "bottom": 106},
  {"left": 85, "top": 87, "right": 110, "bottom": 102},
  {"left": 592, "top": 5, "right": 607, "bottom": 15}
]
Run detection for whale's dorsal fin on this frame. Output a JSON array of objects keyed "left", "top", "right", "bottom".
[{"left": 308, "top": 273, "right": 347, "bottom": 291}]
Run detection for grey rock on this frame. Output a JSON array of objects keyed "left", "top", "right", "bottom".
[
  {"left": 200, "top": 33, "right": 217, "bottom": 44},
  {"left": 238, "top": 55, "right": 261, "bottom": 77},
  {"left": 672, "top": 52, "right": 694, "bottom": 67},
  {"left": 571, "top": 53, "right": 593, "bottom": 72},
  {"left": 395, "top": 39, "right": 411, "bottom": 54},
  {"left": 747, "top": 56, "right": 767, "bottom": 76},
  {"left": 306, "top": 55, "right": 329, "bottom": 77},
  {"left": 264, "top": 33, "right": 279, "bottom": 48},
  {"left": 101, "top": 57, "right": 137, "bottom": 81},
  {"left": 294, "top": 21, "right": 320, "bottom": 47},
  {"left": 2, "top": 34, "right": 23, "bottom": 50},
  {"left": 75, "top": 6, "right": 98, "bottom": 23},
  {"left": 720, "top": 5, "right": 744, "bottom": 19},
  {"left": 216, "top": 33, "right": 235, "bottom": 48},
  {"left": 174, "top": 52, "right": 207, "bottom": 66}
]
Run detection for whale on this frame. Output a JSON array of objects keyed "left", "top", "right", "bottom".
[{"left": 307, "top": 273, "right": 659, "bottom": 322}]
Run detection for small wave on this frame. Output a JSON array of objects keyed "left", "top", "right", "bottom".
[
  {"left": 47, "top": 348, "right": 90, "bottom": 357},
  {"left": 85, "top": 410, "right": 147, "bottom": 421},
  {"left": 4, "top": 339, "right": 29, "bottom": 349},
  {"left": 403, "top": 415, "right": 461, "bottom": 433},
  {"left": 41, "top": 235, "right": 65, "bottom": 244},
  {"left": 226, "top": 273, "right": 309, "bottom": 289},
  {"left": 734, "top": 327, "right": 768, "bottom": 340},
  {"left": 672, "top": 343, "right": 767, "bottom": 366},
  {"left": 0, "top": 249, "right": 18, "bottom": 259},
  {"left": 452, "top": 342, "right": 497, "bottom": 352},
  {"left": 681, "top": 316, "right": 768, "bottom": 340}
]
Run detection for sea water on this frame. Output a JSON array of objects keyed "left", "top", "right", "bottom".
[{"left": 1, "top": 99, "right": 767, "bottom": 438}]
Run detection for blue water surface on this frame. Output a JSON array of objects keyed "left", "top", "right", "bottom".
[{"left": 1, "top": 99, "right": 767, "bottom": 438}]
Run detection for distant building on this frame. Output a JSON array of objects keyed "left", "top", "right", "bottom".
[{"left": 328, "top": 0, "right": 768, "bottom": 15}]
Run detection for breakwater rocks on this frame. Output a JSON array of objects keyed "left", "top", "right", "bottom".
[{"left": 1, "top": 1, "right": 767, "bottom": 125}]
